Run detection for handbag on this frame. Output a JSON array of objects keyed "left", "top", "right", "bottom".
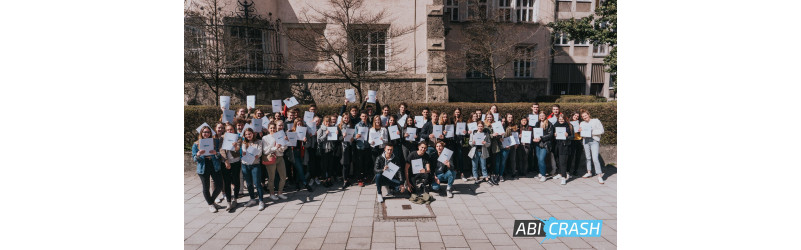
[
  {"left": 468, "top": 147, "right": 476, "bottom": 159},
  {"left": 262, "top": 153, "right": 277, "bottom": 165}
]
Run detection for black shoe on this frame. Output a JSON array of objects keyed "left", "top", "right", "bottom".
[
  {"left": 342, "top": 180, "right": 350, "bottom": 190},
  {"left": 306, "top": 184, "right": 314, "bottom": 192}
]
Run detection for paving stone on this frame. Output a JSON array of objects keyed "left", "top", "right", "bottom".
[
  {"left": 395, "top": 236, "right": 421, "bottom": 249},
  {"left": 441, "top": 236, "right": 469, "bottom": 248},
  {"left": 372, "top": 231, "right": 395, "bottom": 243},
  {"left": 346, "top": 237, "right": 371, "bottom": 249}
]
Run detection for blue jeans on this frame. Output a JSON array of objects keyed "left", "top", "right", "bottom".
[
  {"left": 432, "top": 170, "right": 455, "bottom": 191},
  {"left": 494, "top": 148, "right": 509, "bottom": 176},
  {"left": 426, "top": 146, "right": 436, "bottom": 159},
  {"left": 242, "top": 164, "right": 264, "bottom": 202},
  {"left": 293, "top": 148, "right": 307, "bottom": 185},
  {"left": 374, "top": 174, "right": 401, "bottom": 195},
  {"left": 472, "top": 150, "right": 487, "bottom": 179},
  {"left": 583, "top": 139, "right": 603, "bottom": 175},
  {"left": 535, "top": 146, "right": 548, "bottom": 176}
]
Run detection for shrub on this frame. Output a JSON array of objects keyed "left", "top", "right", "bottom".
[
  {"left": 554, "top": 95, "right": 608, "bottom": 103},
  {"left": 184, "top": 102, "right": 617, "bottom": 150}
]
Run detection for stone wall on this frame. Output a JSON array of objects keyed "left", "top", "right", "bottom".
[{"left": 447, "top": 79, "right": 549, "bottom": 102}]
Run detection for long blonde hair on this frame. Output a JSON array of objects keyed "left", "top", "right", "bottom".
[{"left": 539, "top": 111, "right": 550, "bottom": 130}]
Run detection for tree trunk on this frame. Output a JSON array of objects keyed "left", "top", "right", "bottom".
[{"left": 491, "top": 76, "right": 498, "bottom": 103}]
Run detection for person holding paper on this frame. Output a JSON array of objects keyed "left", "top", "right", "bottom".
[
  {"left": 484, "top": 115, "right": 504, "bottom": 186},
  {"left": 339, "top": 100, "right": 360, "bottom": 127},
  {"left": 219, "top": 124, "right": 243, "bottom": 211},
  {"left": 405, "top": 142, "right": 432, "bottom": 194},
  {"left": 369, "top": 115, "right": 389, "bottom": 164},
  {"left": 192, "top": 125, "right": 225, "bottom": 213},
  {"left": 532, "top": 112, "right": 555, "bottom": 182},
  {"left": 262, "top": 121, "right": 289, "bottom": 200},
  {"left": 469, "top": 121, "right": 491, "bottom": 185},
  {"left": 452, "top": 108, "right": 469, "bottom": 182},
  {"left": 547, "top": 104, "right": 562, "bottom": 123},
  {"left": 513, "top": 116, "right": 533, "bottom": 180},
  {"left": 288, "top": 120, "right": 313, "bottom": 192},
  {"left": 432, "top": 142, "right": 456, "bottom": 198},
  {"left": 552, "top": 114, "right": 575, "bottom": 185},
  {"left": 578, "top": 110, "right": 606, "bottom": 184},
  {"left": 379, "top": 105, "right": 391, "bottom": 127},
  {"left": 419, "top": 107, "right": 435, "bottom": 157},
  {"left": 397, "top": 102, "right": 411, "bottom": 126},
  {"left": 568, "top": 112, "right": 584, "bottom": 178},
  {"left": 353, "top": 112, "right": 372, "bottom": 186},
  {"left": 402, "top": 116, "right": 419, "bottom": 163},
  {"left": 359, "top": 97, "right": 380, "bottom": 124},
  {"left": 240, "top": 128, "right": 267, "bottom": 211},
  {"left": 338, "top": 114, "right": 357, "bottom": 190},
  {"left": 317, "top": 115, "right": 340, "bottom": 188},
  {"left": 373, "top": 145, "right": 405, "bottom": 203},
  {"left": 385, "top": 115, "right": 405, "bottom": 167},
  {"left": 495, "top": 113, "right": 518, "bottom": 183}
]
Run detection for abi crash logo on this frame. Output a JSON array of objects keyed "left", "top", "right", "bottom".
[{"left": 513, "top": 217, "right": 602, "bottom": 243}]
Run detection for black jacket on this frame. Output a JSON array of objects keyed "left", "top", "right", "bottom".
[
  {"left": 374, "top": 152, "right": 404, "bottom": 182},
  {"left": 434, "top": 151, "right": 451, "bottom": 175},
  {"left": 552, "top": 121, "right": 574, "bottom": 155},
  {"left": 533, "top": 120, "right": 554, "bottom": 150}
]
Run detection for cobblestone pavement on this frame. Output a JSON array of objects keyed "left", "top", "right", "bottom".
[{"left": 185, "top": 170, "right": 617, "bottom": 250}]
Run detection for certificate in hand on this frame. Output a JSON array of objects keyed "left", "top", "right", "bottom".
[
  {"left": 437, "top": 148, "right": 453, "bottom": 164},
  {"left": 570, "top": 121, "right": 579, "bottom": 133},
  {"left": 327, "top": 127, "right": 338, "bottom": 141},
  {"left": 467, "top": 122, "right": 477, "bottom": 132},
  {"left": 344, "top": 128, "right": 355, "bottom": 141},
  {"left": 521, "top": 131, "right": 532, "bottom": 144},
  {"left": 399, "top": 114, "right": 408, "bottom": 126},
  {"left": 357, "top": 126, "right": 369, "bottom": 141},
  {"left": 548, "top": 116, "right": 557, "bottom": 124},
  {"left": 295, "top": 126, "right": 307, "bottom": 137},
  {"left": 528, "top": 114, "right": 537, "bottom": 124},
  {"left": 367, "top": 90, "right": 377, "bottom": 103},
  {"left": 415, "top": 116, "right": 425, "bottom": 128},
  {"left": 285, "top": 97, "right": 300, "bottom": 108},
  {"left": 219, "top": 96, "right": 231, "bottom": 110},
  {"left": 533, "top": 128, "right": 544, "bottom": 138},
  {"left": 252, "top": 118, "right": 263, "bottom": 133},
  {"left": 510, "top": 132, "right": 519, "bottom": 145},
  {"left": 369, "top": 130, "right": 383, "bottom": 146},
  {"left": 491, "top": 121, "right": 504, "bottom": 134},
  {"left": 196, "top": 122, "right": 215, "bottom": 136},
  {"left": 405, "top": 127, "right": 417, "bottom": 141},
  {"left": 271, "top": 100, "right": 282, "bottom": 112},
  {"left": 199, "top": 138, "right": 214, "bottom": 156},
  {"left": 444, "top": 125, "right": 454, "bottom": 138},
  {"left": 345, "top": 88, "right": 356, "bottom": 102},
  {"left": 382, "top": 162, "right": 400, "bottom": 180},
  {"left": 432, "top": 125, "right": 443, "bottom": 137},
  {"left": 493, "top": 113, "right": 499, "bottom": 122},
  {"left": 241, "top": 146, "right": 257, "bottom": 164},
  {"left": 246, "top": 95, "right": 255, "bottom": 109},
  {"left": 501, "top": 137, "right": 513, "bottom": 148},
  {"left": 222, "top": 110, "right": 235, "bottom": 124},
  {"left": 273, "top": 130, "right": 288, "bottom": 145},
  {"left": 286, "top": 131, "right": 298, "bottom": 147},
  {"left": 304, "top": 111, "right": 315, "bottom": 125},
  {"left": 388, "top": 126, "right": 400, "bottom": 140},
  {"left": 474, "top": 132, "right": 485, "bottom": 145},
  {"left": 222, "top": 132, "right": 238, "bottom": 151},
  {"left": 580, "top": 123, "right": 592, "bottom": 137},
  {"left": 556, "top": 127, "right": 567, "bottom": 140},
  {"left": 481, "top": 114, "right": 486, "bottom": 122},
  {"left": 336, "top": 115, "right": 342, "bottom": 126},
  {"left": 411, "top": 159, "right": 424, "bottom": 173},
  {"left": 456, "top": 123, "right": 466, "bottom": 135}
]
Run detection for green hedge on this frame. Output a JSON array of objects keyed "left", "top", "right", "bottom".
[{"left": 185, "top": 102, "right": 617, "bottom": 150}]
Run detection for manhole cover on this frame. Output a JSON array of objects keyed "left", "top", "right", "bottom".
[
  {"left": 381, "top": 199, "right": 436, "bottom": 219},
  {"left": 402, "top": 205, "right": 412, "bottom": 210}
]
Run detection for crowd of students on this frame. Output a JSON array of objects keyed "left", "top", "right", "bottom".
[{"left": 191, "top": 99, "right": 607, "bottom": 213}]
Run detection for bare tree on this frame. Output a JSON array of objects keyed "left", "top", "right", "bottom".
[
  {"left": 447, "top": 0, "right": 549, "bottom": 102},
  {"left": 282, "top": 0, "right": 420, "bottom": 102}
]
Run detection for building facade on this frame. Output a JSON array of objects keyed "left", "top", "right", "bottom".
[{"left": 184, "top": 0, "right": 613, "bottom": 106}]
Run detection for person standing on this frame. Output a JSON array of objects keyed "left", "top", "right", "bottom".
[
  {"left": 192, "top": 125, "right": 224, "bottom": 213},
  {"left": 579, "top": 109, "right": 606, "bottom": 184},
  {"left": 552, "top": 114, "right": 575, "bottom": 185}
]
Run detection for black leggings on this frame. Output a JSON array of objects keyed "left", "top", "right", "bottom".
[
  {"left": 356, "top": 148, "right": 372, "bottom": 179},
  {"left": 321, "top": 152, "right": 336, "bottom": 179},
  {"left": 198, "top": 159, "right": 222, "bottom": 205},
  {"left": 221, "top": 162, "right": 241, "bottom": 202}
]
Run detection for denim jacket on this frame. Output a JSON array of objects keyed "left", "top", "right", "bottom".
[
  {"left": 192, "top": 139, "right": 222, "bottom": 175},
  {"left": 355, "top": 121, "right": 370, "bottom": 150}
]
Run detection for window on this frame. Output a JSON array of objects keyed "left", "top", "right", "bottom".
[
  {"left": 555, "top": 32, "right": 569, "bottom": 46},
  {"left": 592, "top": 44, "right": 608, "bottom": 56},
  {"left": 516, "top": 0, "right": 536, "bottom": 22},
  {"left": 445, "top": 0, "right": 459, "bottom": 21},
  {"left": 468, "top": 0, "right": 488, "bottom": 20},
  {"left": 466, "top": 52, "right": 488, "bottom": 78},
  {"left": 185, "top": 19, "right": 205, "bottom": 60},
  {"left": 497, "top": 0, "right": 512, "bottom": 22},
  {"left": 353, "top": 29, "right": 387, "bottom": 72},
  {"left": 514, "top": 45, "right": 536, "bottom": 78},
  {"left": 574, "top": 39, "right": 588, "bottom": 46},
  {"left": 228, "top": 25, "right": 266, "bottom": 73}
]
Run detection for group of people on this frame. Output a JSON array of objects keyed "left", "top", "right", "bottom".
[{"left": 191, "top": 99, "right": 606, "bottom": 213}]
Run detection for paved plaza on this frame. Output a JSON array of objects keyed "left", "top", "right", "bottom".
[{"left": 184, "top": 169, "right": 617, "bottom": 250}]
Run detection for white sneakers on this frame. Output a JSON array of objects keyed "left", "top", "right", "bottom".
[
  {"left": 567, "top": 174, "right": 571, "bottom": 179},
  {"left": 582, "top": 173, "right": 592, "bottom": 178},
  {"left": 258, "top": 201, "right": 266, "bottom": 211},
  {"left": 314, "top": 178, "right": 321, "bottom": 185},
  {"left": 561, "top": 179, "right": 566, "bottom": 185},
  {"left": 598, "top": 176, "right": 605, "bottom": 184},
  {"left": 539, "top": 176, "right": 546, "bottom": 182},
  {"left": 554, "top": 174, "right": 563, "bottom": 180},
  {"left": 216, "top": 195, "right": 225, "bottom": 204},
  {"left": 377, "top": 193, "right": 384, "bottom": 203},
  {"left": 245, "top": 199, "right": 258, "bottom": 207},
  {"left": 209, "top": 205, "right": 218, "bottom": 213},
  {"left": 277, "top": 194, "right": 288, "bottom": 200},
  {"left": 269, "top": 195, "right": 279, "bottom": 201},
  {"left": 500, "top": 176, "right": 505, "bottom": 182},
  {"left": 447, "top": 186, "right": 453, "bottom": 198}
]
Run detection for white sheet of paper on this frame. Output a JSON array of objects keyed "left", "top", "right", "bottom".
[
  {"left": 456, "top": 123, "right": 466, "bottom": 135},
  {"left": 411, "top": 159, "right": 424, "bottom": 173},
  {"left": 491, "top": 121, "right": 504, "bottom": 134},
  {"left": 548, "top": 116, "right": 558, "bottom": 124},
  {"left": 511, "top": 132, "right": 519, "bottom": 145},
  {"left": 415, "top": 116, "right": 425, "bottom": 128},
  {"left": 222, "top": 110, "right": 235, "bottom": 124},
  {"left": 474, "top": 132, "right": 485, "bottom": 145},
  {"left": 295, "top": 126, "right": 307, "bottom": 138},
  {"left": 286, "top": 131, "right": 298, "bottom": 147},
  {"left": 246, "top": 95, "right": 255, "bottom": 109},
  {"left": 357, "top": 126, "right": 369, "bottom": 141},
  {"left": 432, "top": 125, "right": 443, "bottom": 138},
  {"left": 271, "top": 100, "right": 282, "bottom": 112},
  {"left": 252, "top": 118, "right": 262, "bottom": 132},
  {"left": 528, "top": 114, "right": 537, "bottom": 124},
  {"left": 481, "top": 114, "right": 486, "bottom": 122},
  {"left": 241, "top": 145, "right": 257, "bottom": 163},
  {"left": 521, "top": 131, "right": 532, "bottom": 144},
  {"left": 388, "top": 126, "right": 400, "bottom": 140},
  {"left": 570, "top": 121, "right": 580, "bottom": 133},
  {"left": 344, "top": 128, "right": 355, "bottom": 141},
  {"left": 437, "top": 148, "right": 453, "bottom": 164},
  {"left": 502, "top": 137, "right": 513, "bottom": 148},
  {"left": 493, "top": 113, "right": 499, "bottom": 122},
  {"left": 287, "top": 122, "right": 295, "bottom": 131},
  {"left": 399, "top": 114, "right": 408, "bottom": 126},
  {"left": 221, "top": 132, "right": 238, "bottom": 151},
  {"left": 556, "top": 127, "right": 567, "bottom": 140},
  {"left": 367, "top": 90, "right": 377, "bottom": 103},
  {"left": 405, "top": 127, "right": 417, "bottom": 141},
  {"left": 195, "top": 122, "right": 215, "bottom": 136},
  {"left": 336, "top": 116, "right": 342, "bottom": 126},
  {"left": 220, "top": 96, "right": 231, "bottom": 110},
  {"left": 382, "top": 162, "right": 400, "bottom": 179},
  {"left": 284, "top": 97, "right": 299, "bottom": 108},
  {"left": 345, "top": 89, "right": 356, "bottom": 102},
  {"left": 467, "top": 122, "right": 477, "bottom": 132},
  {"left": 580, "top": 123, "right": 592, "bottom": 137},
  {"left": 307, "top": 122, "right": 317, "bottom": 136},
  {"left": 326, "top": 127, "right": 338, "bottom": 140},
  {"left": 533, "top": 127, "right": 543, "bottom": 139},
  {"left": 444, "top": 125, "right": 454, "bottom": 138},
  {"left": 304, "top": 111, "right": 315, "bottom": 125},
  {"left": 198, "top": 138, "right": 214, "bottom": 156},
  {"left": 369, "top": 130, "right": 383, "bottom": 146},
  {"left": 273, "top": 130, "right": 288, "bottom": 146}
]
